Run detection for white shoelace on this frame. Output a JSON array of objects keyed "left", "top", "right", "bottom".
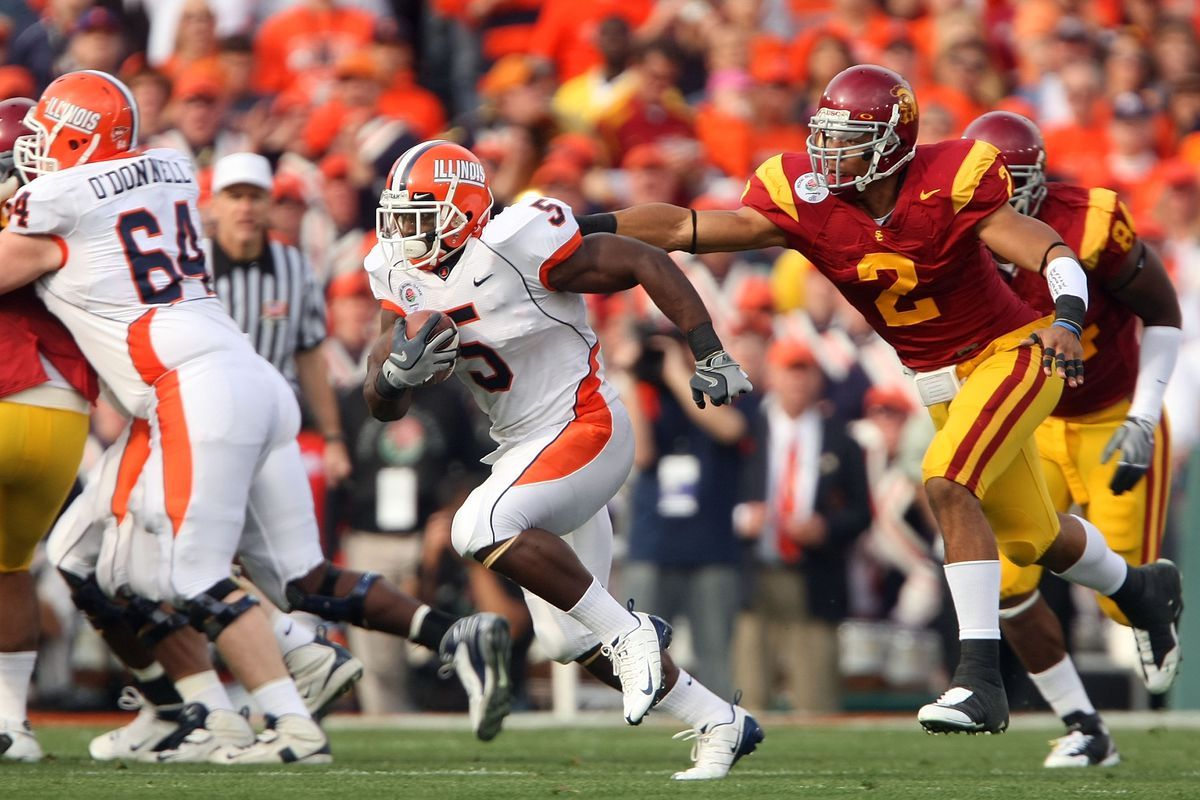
[
  {"left": 117, "top": 686, "right": 147, "bottom": 712},
  {"left": 1048, "top": 730, "right": 1093, "bottom": 757}
]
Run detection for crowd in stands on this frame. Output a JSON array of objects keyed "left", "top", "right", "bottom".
[{"left": 7, "top": 0, "right": 1200, "bottom": 715}]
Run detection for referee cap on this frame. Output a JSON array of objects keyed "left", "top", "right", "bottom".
[{"left": 213, "top": 152, "right": 272, "bottom": 194}]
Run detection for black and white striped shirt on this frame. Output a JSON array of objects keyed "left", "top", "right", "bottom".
[{"left": 206, "top": 236, "right": 326, "bottom": 388}]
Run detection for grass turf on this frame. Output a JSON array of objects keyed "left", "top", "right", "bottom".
[{"left": 5, "top": 721, "right": 1200, "bottom": 800}]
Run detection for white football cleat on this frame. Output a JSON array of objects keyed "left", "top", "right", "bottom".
[
  {"left": 154, "top": 704, "right": 255, "bottom": 763},
  {"left": 285, "top": 632, "right": 364, "bottom": 719},
  {"left": 88, "top": 687, "right": 179, "bottom": 761},
  {"left": 601, "top": 610, "right": 670, "bottom": 726},
  {"left": 0, "top": 719, "right": 42, "bottom": 762},
  {"left": 671, "top": 703, "right": 764, "bottom": 781},
  {"left": 209, "top": 714, "right": 331, "bottom": 764},
  {"left": 438, "top": 613, "right": 512, "bottom": 741}
]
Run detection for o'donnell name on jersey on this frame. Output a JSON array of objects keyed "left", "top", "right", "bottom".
[{"left": 87, "top": 156, "right": 194, "bottom": 200}]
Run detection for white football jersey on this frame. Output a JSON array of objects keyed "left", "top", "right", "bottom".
[
  {"left": 365, "top": 195, "right": 619, "bottom": 454},
  {"left": 13, "top": 148, "right": 253, "bottom": 416}
]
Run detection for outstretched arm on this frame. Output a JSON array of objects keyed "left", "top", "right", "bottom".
[
  {"left": 547, "top": 233, "right": 753, "bottom": 407},
  {"left": 581, "top": 204, "right": 786, "bottom": 253},
  {"left": 0, "top": 230, "right": 64, "bottom": 294}
]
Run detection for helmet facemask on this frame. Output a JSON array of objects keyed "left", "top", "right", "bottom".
[
  {"left": 13, "top": 110, "right": 95, "bottom": 181},
  {"left": 1006, "top": 156, "right": 1047, "bottom": 217},
  {"left": 376, "top": 175, "right": 489, "bottom": 272},
  {"left": 807, "top": 103, "right": 914, "bottom": 193}
]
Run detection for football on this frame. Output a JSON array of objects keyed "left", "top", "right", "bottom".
[{"left": 371, "top": 309, "right": 459, "bottom": 385}]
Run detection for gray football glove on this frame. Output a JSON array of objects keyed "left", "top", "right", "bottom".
[
  {"left": 1100, "top": 416, "right": 1156, "bottom": 495},
  {"left": 380, "top": 315, "right": 459, "bottom": 389},
  {"left": 689, "top": 350, "right": 753, "bottom": 409}
]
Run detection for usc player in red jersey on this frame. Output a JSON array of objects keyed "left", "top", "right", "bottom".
[
  {"left": 964, "top": 110, "right": 1183, "bottom": 767},
  {"left": 0, "top": 98, "right": 96, "bottom": 761},
  {"left": 578, "top": 65, "right": 1183, "bottom": 736}
]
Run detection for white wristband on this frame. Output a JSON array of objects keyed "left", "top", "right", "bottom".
[
  {"left": 1045, "top": 256, "right": 1089, "bottom": 311},
  {"left": 1128, "top": 326, "right": 1182, "bottom": 424}
]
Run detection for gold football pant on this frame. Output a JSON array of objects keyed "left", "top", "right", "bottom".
[
  {"left": 0, "top": 400, "right": 89, "bottom": 572},
  {"left": 999, "top": 399, "right": 1172, "bottom": 624},
  {"left": 922, "top": 319, "right": 1063, "bottom": 567}
]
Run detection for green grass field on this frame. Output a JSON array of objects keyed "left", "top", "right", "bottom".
[{"left": 6, "top": 717, "right": 1200, "bottom": 800}]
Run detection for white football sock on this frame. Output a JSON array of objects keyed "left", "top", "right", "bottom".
[
  {"left": 567, "top": 578, "right": 638, "bottom": 644},
  {"left": 1030, "top": 655, "right": 1095, "bottom": 719},
  {"left": 944, "top": 560, "right": 1001, "bottom": 639},
  {"left": 655, "top": 669, "right": 731, "bottom": 730},
  {"left": 251, "top": 677, "right": 310, "bottom": 720},
  {"left": 1054, "top": 516, "right": 1127, "bottom": 596},
  {"left": 271, "top": 611, "right": 316, "bottom": 655},
  {"left": 0, "top": 651, "right": 36, "bottom": 721},
  {"left": 176, "top": 669, "right": 235, "bottom": 712}
]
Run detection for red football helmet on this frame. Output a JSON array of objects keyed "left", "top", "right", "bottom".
[
  {"left": 0, "top": 98, "right": 34, "bottom": 184},
  {"left": 14, "top": 70, "right": 139, "bottom": 181},
  {"left": 376, "top": 140, "right": 494, "bottom": 272},
  {"left": 962, "top": 111, "right": 1047, "bottom": 216},
  {"left": 807, "top": 65, "right": 920, "bottom": 193}
]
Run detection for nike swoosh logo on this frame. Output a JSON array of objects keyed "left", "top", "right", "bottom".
[
  {"left": 641, "top": 673, "right": 655, "bottom": 696},
  {"left": 473, "top": 274, "right": 493, "bottom": 287},
  {"left": 920, "top": 189, "right": 941, "bottom": 200}
]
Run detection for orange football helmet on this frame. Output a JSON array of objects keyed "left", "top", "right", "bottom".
[
  {"left": 376, "top": 140, "right": 493, "bottom": 272},
  {"left": 14, "top": 70, "right": 139, "bottom": 180}
]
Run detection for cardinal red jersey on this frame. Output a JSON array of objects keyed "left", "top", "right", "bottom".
[
  {"left": 1009, "top": 184, "right": 1140, "bottom": 418},
  {"left": 742, "top": 139, "right": 1040, "bottom": 371}
]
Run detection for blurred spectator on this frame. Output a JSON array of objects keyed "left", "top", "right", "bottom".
[
  {"left": 619, "top": 331, "right": 752, "bottom": 700},
  {"left": 1103, "top": 28, "right": 1153, "bottom": 104},
  {"left": 304, "top": 153, "right": 372, "bottom": 284},
  {"left": 374, "top": 18, "right": 447, "bottom": 140},
  {"left": 253, "top": 0, "right": 377, "bottom": 99},
  {"left": 796, "top": 33, "right": 854, "bottom": 116},
  {"left": 138, "top": 0, "right": 254, "bottom": 68},
  {"left": 620, "top": 143, "right": 682, "bottom": 206},
  {"left": 920, "top": 39, "right": 1003, "bottom": 136},
  {"left": 302, "top": 50, "right": 387, "bottom": 158},
  {"left": 436, "top": 0, "right": 541, "bottom": 71},
  {"left": 525, "top": 157, "right": 591, "bottom": 214},
  {"left": 597, "top": 39, "right": 695, "bottom": 166},
  {"left": 790, "top": 0, "right": 897, "bottom": 69},
  {"left": 1042, "top": 61, "right": 1109, "bottom": 185},
  {"left": 1150, "top": 17, "right": 1199, "bottom": 93},
  {"left": 733, "top": 337, "right": 870, "bottom": 713},
  {"left": 124, "top": 66, "right": 173, "bottom": 140},
  {"left": 8, "top": 0, "right": 92, "bottom": 92},
  {"left": 269, "top": 171, "right": 308, "bottom": 247},
  {"left": 528, "top": 0, "right": 652, "bottom": 83},
  {"left": 151, "top": 66, "right": 248, "bottom": 169},
  {"left": 322, "top": 268, "right": 374, "bottom": 388},
  {"left": 60, "top": 7, "right": 125, "bottom": 76},
  {"left": 157, "top": 0, "right": 220, "bottom": 82},
  {"left": 1102, "top": 92, "right": 1161, "bottom": 204},
  {"left": 467, "top": 54, "right": 559, "bottom": 205},
  {"left": 552, "top": 15, "right": 636, "bottom": 133},
  {"left": 216, "top": 34, "right": 264, "bottom": 115}
]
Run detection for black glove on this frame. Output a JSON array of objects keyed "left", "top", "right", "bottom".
[
  {"left": 380, "top": 315, "right": 459, "bottom": 389},
  {"left": 1100, "top": 416, "right": 1156, "bottom": 495},
  {"left": 689, "top": 350, "right": 753, "bottom": 408}
]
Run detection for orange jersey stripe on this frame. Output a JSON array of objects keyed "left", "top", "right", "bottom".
[
  {"left": 380, "top": 299, "right": 406, "bottom": 317},
  {"left": 538, "top": 230, "right": 583, "bottom": 291},
  {"left": 111, "top": 418, "right": 152, "bottom": 523},
  {"left": 154, "top": 371, "right": 193, "bottom": 537},
  {"left": 127, "top": 309, "right": 168, "bottom": 385},
  {"left": 514, "top": 343, "right": 611, "bottom": 486}
]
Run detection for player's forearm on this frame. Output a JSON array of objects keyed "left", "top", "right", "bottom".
[
  {"left": 1129, "top": 326, "right": 1182, "bottom": 424},
  {"left": 363, "top": 360, "right": 412, "bottom": 421},
  {"left": 610, "top": 204, "right": 693, "bottom": 251},
  {"left": 632, "top": 250, "right": 714, "bottom": 345},
  {"left": 295, "top": 345, "right": 342, "bottom": 439}
]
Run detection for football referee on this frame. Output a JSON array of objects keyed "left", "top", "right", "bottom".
[{"left": 205, "top": 152, "right": 351, "bottom": 485}]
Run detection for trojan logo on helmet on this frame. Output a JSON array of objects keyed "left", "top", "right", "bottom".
[{"left": 806, "top": 64, "right": 920, "bottom": 193}]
